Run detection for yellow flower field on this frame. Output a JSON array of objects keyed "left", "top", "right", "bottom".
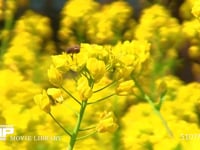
[{"left": 1, "top": 0, "right": 200, "bottom": 149}]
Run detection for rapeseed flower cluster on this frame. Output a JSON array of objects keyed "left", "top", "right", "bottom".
[
  {"left": 1, "top": 0, "right": 200, "bottom": 150},
  {"left": 59, "top": 0, "right": 134, "bottom": 45},
  {"left": 34, "top": 39, "right": 150, "bottom": 149},
  {"left": 135, "top": 4, "right": 182, "bottom": 78},
  {"left": 3, "top": 10, "right": 55, "bottom": 82}
]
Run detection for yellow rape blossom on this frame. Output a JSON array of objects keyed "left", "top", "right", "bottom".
[
  {"left": 47, "top": 88, "right": 64, "bottom": 103},
  {"left": 3, "top": 10, "right": 55, "bottom": 82},
  {"left": 59, "top": 0, "right": 99, "bottom": 45},
  {"left": 81, "top": 43, "right": 109, "bottom": 61},
  {"left": 86, "top": 1, "right": 133, "bottom": 44},
  {"left": 34, "top": 90, "right": 51, "bottom": 113},
  {"left": 174, "top": 83, "right": 200, "bottom": 122},
  {"left": 3, "top": 39, "right": 36, "bottom": 71},
  {"left": 86, "top": 57, "right": 106, "bottom": 82},
  {"left": 51, "top": 53, "right": 70, "bottom": 71},
  {"left": 112, "top": 40, "right": 151, "bottom": 78},
  {"left": 135, "top": 4, "right": 180, "bottom": 44},
  {"left": 77, "top": 76, "right": 93, "bottom": 101},
  {"left": 116, "top": 80, "right": 135, "bottom": 96},
  {"left": 61, "top": 0, "right": 99, "bottom": 19},
  {"left": 47, "top": 65, "right": 63, "bottom": 87},
  {"left": 59, "top": 0, "right": 134, "bottom": 45},
  {"left": 96, "top": 111, "right": 118, "bottom": 133},
  {"left": 14, "top": 11, "right": 52, "bottom": 39}
]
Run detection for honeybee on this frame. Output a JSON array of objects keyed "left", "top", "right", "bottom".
[
  {"left": 66, "top": 45, "right": 80, "bottom": 54},
  {"left": 65, "top": 45, "right": 80, "bottom": 59}
]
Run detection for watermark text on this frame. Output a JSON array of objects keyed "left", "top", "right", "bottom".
[{"left": 180, "top": 133, "right": 200, "bottom": 140}]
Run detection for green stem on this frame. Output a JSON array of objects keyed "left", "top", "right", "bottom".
[
  {"left": 76, "top": 131, "right": 97, "bottom": 140},
  {"left": 87, "top": 93, "right": 116, "bottom": 105},
  {"left": 144, "top": 95, "right": 173, "bottom": 137},
  {"left": 61, "top": 86, "right": 81, "bottom": 105},
  {"left": 156, "top": 92, "right": 167, "bottom": 110},
  {"left": 68, "top": 101, "right": 87, "bottom": 150},
  {"left": 131, "top": 75, "right": 173, "bottom": 137},
  {"left": 93, "top": 81, "right": 116, "bottom": 93},
  {"left": 79, "top": 126, "right": 96, "bottom": 131},
  {"left": 49, "top": 112, "right": 71, "bottom": 136}
]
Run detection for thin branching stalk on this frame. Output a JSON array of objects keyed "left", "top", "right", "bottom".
[
  {"left": 61, "top": 86, "right": 81, "bottom": 105},
  {"left": 93, "top": 81, "right": 116, "bottom": 93},
  {"left": 49, "top": 112, "right": 71, "bottom": 136},
  {"left": 76, "top": 131, "right": 97, "bottom": 140},
  {"left": 87, "top": 93, "right": 116, "bottom": 105},
  {"left": 68, "top": 101, "right": 87, "bottom": 150},
  {"left": 79, "top": 126, "right": 96, "bottom": 131},
  {"left": 131, "top": 75, "right": 173, "bottom": 137}
]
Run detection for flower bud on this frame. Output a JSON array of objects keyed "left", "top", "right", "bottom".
[
  {"left": 77, "top": 76, "right": 93, "bottom": 101},
  {"left": 47, "top": 65, "right": 63, "bottom": 87},
  {"left": 34, "top": 90, "right": 51, "bottom": 113},
  {"left": 47, "top": 88, "right": 64, "bottom": 103},
  {"left": 86, "top": 57, "right": 106, "bottom": 82},
  {"left": 96, "top": 111, "right": 118, "bottom": 133},
  {"left": 116, "top": 80, "right": 135, "bottom": 96},
  {"left": 51, "top": 53, "right": 70, "bottom": 71}
]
